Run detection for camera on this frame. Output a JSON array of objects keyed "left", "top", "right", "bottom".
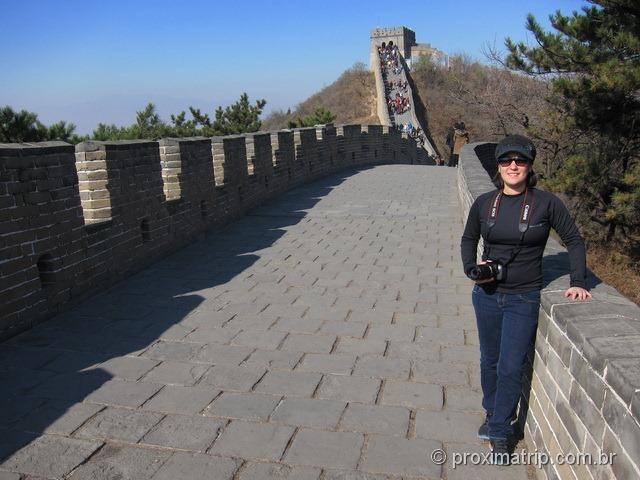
[{"left": 469, "top": 261, "right": 505, "bottom": 282}]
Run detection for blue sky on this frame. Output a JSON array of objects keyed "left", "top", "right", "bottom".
[{"left": 1, "top": 0, "right": 588, "bottom": 134}]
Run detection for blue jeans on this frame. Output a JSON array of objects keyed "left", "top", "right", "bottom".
[{"left": 472, "top": 285, "right": 540, "bottom": 439}]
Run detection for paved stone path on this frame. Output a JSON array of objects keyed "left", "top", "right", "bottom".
[{"left": 0, "top": 165, "right": 530, "bottom": 479}]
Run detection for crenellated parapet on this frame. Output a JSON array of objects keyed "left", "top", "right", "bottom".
[
  {"left": 0, "top": 124, "right": 428, "bottom": 339},
  {"left": 0, "top": 141, "right": 87, "bottom": 332}
]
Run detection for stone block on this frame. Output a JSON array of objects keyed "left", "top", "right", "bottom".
[
  {"left": 0, "top": 472, "right": 20, "bottom": 480},
  {"left": 444, "top": 386, "right": 483, "bottom": 413},
  {"left": 602, "top": 391, "right": 640, "bottom": 469},
  {"left": 555, "top": 392, "right": 587, "bottom": 450},
  {"left": 193, "top": 344, "right": 253, "bottom": 366},
  {"left": 568, "top": 380, "right": 604, "bottom": 444},
  {"left": 297, "top": 353, "right": 357, "bottom": 375},
  {"left": 415, "top": 326, "right": 465, "bottom": 345},
  {"left": 237, "top": 462, "right": 321, "bottom": 480},
  {"left": 393, "top": 312, "right": 438, "bottom": 327},
  {"left": 75, "top": 407, "right": 163, "bottom": 442},
  {"left": 381, "top": 380, "right": 442, "bottom": 409},
  {"left": 322, "top": 470, "right": 399, "bottom": 480},
  {"left": 441, "top": 345, "right": 479, "bottom": 364},
  {"left": 206, "top": 392, "right": 281, "bottom": 421},
  {"left": 254, "top": 370, "right": 322, "bottom": 397},
  {"left": 444, "top": 441, "right": 531, "bottom": 480},
  {"left": 66, "top": 443, "right": 171, "bottom": 480},
  {"left": 274, "top": 316, "right": 326, "bottom": 334},
  {"left": 385, "top": 341, "right": 439, "bottom": 362},
  {"left": 414, "top": 410, "right": 483, "bottom": 443},
  {"left": 153, "top": 452, "right": 240, "bottom": 480},
  {"left": 1, "top": 435, "right": 101, "bottom": 478},
  {"left": 546, "top": 319, "right": 572, "bottom": 366},
  {"left": 569, "top": 350, "right": 607, "bottom": 408},
  {"left": 199, "top": 364, "right": 266, "bottom": 391},
  {"left": 270, "top": 397, "right": 345, "bottom": 428},
  {"left": 141, "top": 414, "right": 224, "bottom": 451},
  {"left": 84, "top": 379, "right": 162, "bottom": 407},
  {"left": 140, "top": 361, "right": 209, "bottom": 386},
  {"left": 141, "top": 341, "right": 202, "bottom": 363},
  {"left": 353, "top": 356, "right": 410, "bottom": 380},
  {"left": 602, "top": 427, "right": 638, "bottom": 480},
  {"left": 335, "top": 338, "right": 387, "bottom": 356},
  {"left": 210, "top": 420, "right": 294, "bottom": 460},
  {"left": 339, "top": 403, "right": 410, "bottom": 436},
  {"left": 604, "top": 357, "right": 640, "bottom": 407},
  {"left": 315, "top": 374, "right": 381, "bottom": 404},
  {"left": 231, "top": 329, "right": 287, "bottom": 350},
  {"left": 96, "top": 356, "right": 159, "bottom": 381},
  {"left": 361, "top": 434, "right": 442, "bottom": 478},
  {"left": 284, "top": 429, "right": 364, "bottom": 469},
  {"left": 582, "top": 335, "right": 640, "bottom": 374},
  {"left": 546, "top": 347, "right": 572, "bottom": 397},
  {"left": 242, "top": 349, "right": 303, "bottom": 370},
  {"left": 535, "top": 358, "right": 558, "bottom": 406},
  {"left": 366, "top": 324, "right": 416, "bottom": 342},
  {"left": 142, "top": 385, "right": 220, "bottom": 415},
  {"left": 34, "top": 371, "right": 114, "bottom": 402},
  {"left": 411, "top": 360, "right": 468, "bottom": 386},
  {"left": 280, "top": 333, "right": 337, "bottom": 353},
  {"left": 19, "top": 401, "right": 103, "bottom": 436}
]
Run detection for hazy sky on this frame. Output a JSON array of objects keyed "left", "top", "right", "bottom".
[{"left": 1, "top": 0, "right": 588, "bottom": 134}]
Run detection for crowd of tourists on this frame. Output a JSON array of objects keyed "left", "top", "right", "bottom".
[
  {"left": 377, "top": 41, "right": 427, "bottom": 147},
  {"left": 378, "top": 42, "right": 408, "bottom": 115},
  {"left": 400, "top": 122, "right": 424, "bottom": 146}
]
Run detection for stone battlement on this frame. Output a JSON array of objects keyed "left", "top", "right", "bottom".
[{"left": 0, "top": 124, "right": 431, "bottom": 340}]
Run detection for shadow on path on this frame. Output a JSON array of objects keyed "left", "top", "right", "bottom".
[{"left": 0, "top": 166, "right": 371, "bottom": 471}]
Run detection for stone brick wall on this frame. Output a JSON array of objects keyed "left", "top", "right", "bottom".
[
  {"left": 0, "top": 125, "right": 424, "bottom": 340},
  {"left": 457, "top": 143, "right": 640, "bottom": 480}
]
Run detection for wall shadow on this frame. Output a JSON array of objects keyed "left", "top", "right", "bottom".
[
  {"left": 0, "top": 166, "right": 370, "bottom": 469},
  {"left": 542, "top": 252, "right": 602, "bottom": 290}
]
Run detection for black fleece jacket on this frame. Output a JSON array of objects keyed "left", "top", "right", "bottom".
[{"left": 461, "top": 188, "right": 587, "bottom": 293}]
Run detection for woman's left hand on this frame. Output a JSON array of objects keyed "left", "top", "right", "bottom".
[{"left": 564, "top": 287, "right": 592, "bottom": 301}]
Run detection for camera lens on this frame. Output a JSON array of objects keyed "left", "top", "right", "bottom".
[{"left": 469, "top": 264, "right": 493, "bottom": 281}]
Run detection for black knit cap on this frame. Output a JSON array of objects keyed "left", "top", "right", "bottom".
[{"left": 495, "top": 134, "right": 536, "bottom": 162}]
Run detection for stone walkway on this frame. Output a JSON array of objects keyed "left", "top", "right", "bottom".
[{"left": 0, "top": 165, "right": 530, "bottom": 479}]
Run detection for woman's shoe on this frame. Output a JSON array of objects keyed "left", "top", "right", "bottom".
[
  {"left": 489, "top": 438, "right": 511, "bottom": 466},
  {"left": 477, "top": 414, "right": 491, "bottom": 440}
]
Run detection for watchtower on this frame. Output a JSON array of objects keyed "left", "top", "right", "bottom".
[
  {"left": 370, "top": 26, "right": 416, "bottom": 61},
  {"left": 370, "top": 26, "right": 448, "bottom": 69}
]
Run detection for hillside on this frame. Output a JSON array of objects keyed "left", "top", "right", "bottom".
[
  {"left": 261, "top": 63, "right": 379, "bottom": 131},
  {"left": 408, "top": 54, "right": 639, "bottom": 304}
]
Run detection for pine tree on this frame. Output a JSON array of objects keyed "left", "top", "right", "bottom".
[
  {"left": 210, "top": 93, "right": 266, "bottom": 136},
  {"left": 0, "top": 106, "right": 83, "bottom": 143},
  {"left": 288, "top": 107, "right": 337, "bottom": 128},
  {"left": 505, "top": 0, "right": 640, "bottom": 242}
]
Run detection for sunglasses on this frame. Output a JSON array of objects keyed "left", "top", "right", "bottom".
[{"left": 497, "top": 157, "right": 530, "bottom": 167}]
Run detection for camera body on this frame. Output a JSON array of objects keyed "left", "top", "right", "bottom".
[{"left": 469, "top": 261, "right": 505, "bottom": 282}]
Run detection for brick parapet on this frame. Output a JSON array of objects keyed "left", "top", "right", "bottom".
[
  {"left": 457, "top": 142, "right": 640, "bottom": 480},
  {"left": 1, "top": 141, "right": 87, "bottom": 337},
  {"left": 0, "top": 125, "right": 428, "bottom": 339}
]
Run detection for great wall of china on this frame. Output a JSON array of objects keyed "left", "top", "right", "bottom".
[
  {"left": 1, "top": 125, "right": 430, "bottom": 340},
  {"left": 0, "top": 26, "right": 638, "bottom": 480}
]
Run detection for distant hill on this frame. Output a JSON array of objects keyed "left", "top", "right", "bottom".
[{"left": 261, "top": 63, "right": 379, "bottom": 131}]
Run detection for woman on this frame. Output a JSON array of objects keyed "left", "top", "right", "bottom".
[{"left": 460, "top": 134, "right": 591, "bottom": 465}]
